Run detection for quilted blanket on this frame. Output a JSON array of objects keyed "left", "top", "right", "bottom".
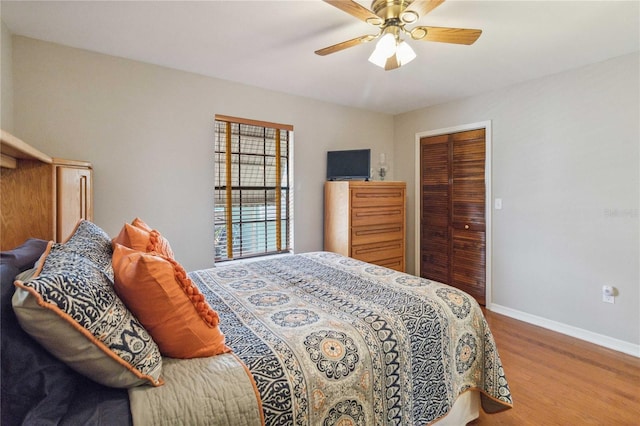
[{"left": 131, "top": 252, "right": 512, "bottom": 425}]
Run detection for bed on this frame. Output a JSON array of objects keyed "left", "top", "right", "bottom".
[{"left": 1, "top": 220, "right": 512, "bottom": 425}]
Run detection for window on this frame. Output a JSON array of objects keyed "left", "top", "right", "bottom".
[{"left": 214, "top": 115, "right": 293, "bottom": 262}]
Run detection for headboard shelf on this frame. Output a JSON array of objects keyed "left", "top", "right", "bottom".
[
  {"left": 1, "top": 129, "right": 52, "bottom": 168},
  {"left": 0, "top": 129, "right": 93, "bottom": 250}
]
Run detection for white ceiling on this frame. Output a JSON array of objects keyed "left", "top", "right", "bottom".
[{"left": 1, "top": 1, "right": 639, "bottom": 115}]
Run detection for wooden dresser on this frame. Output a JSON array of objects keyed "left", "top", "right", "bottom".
[
  {"left": 324, "top": 181, "right": 406, "bottom": 272},
  {"left": 1, "top": 129, "right": 93, "bottom": 250}
]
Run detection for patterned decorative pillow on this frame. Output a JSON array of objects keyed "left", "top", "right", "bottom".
[
  {"left": 13, "top": 240, "right": 163, "bottom": 388},
  {"left": 112, "top": 244, "right": 229, "bottom": 359},
  {"left": 113, "top": 218, "right": 174, "bottom": 259},
  {"left": 59, "top": 219, "right": 114, "bottom": 282}
]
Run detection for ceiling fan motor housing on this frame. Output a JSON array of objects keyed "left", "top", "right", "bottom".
[{"left": 371, "top": 0, "right": 418, "bottom": 23}]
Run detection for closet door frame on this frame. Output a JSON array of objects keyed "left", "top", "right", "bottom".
[{"left": 414, "top": 121, "right": 493, "bottom": 307}]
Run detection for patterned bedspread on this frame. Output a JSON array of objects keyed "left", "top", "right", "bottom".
[{"left": 189, "top": 252, "right": 512, "bottom": 425}]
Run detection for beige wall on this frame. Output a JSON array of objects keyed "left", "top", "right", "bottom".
[
  {"left": 11, "top": 36, "right": 394, "bottom": 271},
  {"left": 9, "top": 31, "right": 639, "bottom": 353},
  {"left": 1, "top": 20, "right": 13, "bottom": 131},
  {"left": 394, "top": 52, "right": 639, "bottom": 348}
]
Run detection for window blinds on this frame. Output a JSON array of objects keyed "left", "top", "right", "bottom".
[{"left": 214, "top": 115, "right": 293, "bottom": 261}]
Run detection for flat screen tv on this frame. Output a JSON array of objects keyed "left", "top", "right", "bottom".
[{"left": 326, "top": 149, "right": 371, "bottom": 181}]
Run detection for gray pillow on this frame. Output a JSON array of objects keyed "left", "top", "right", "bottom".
[{"left": 12, "top": 222, "right": 163, "bottom": 388}]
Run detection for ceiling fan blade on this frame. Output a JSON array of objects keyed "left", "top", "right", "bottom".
[
  {"left": 315, "top": 34, "right": 376, "bottom": 56},
  {"left": 384, "top": 55, "right": 401, "bottom": 71},
  {"left": 403, "top": 0, "right": 446, "bottom": 19},
  {"left": 323, "top": 0, "right": 383, "bottom": 25},
  {"left": 410, "top": 26, "right": 482, "bottom": 45}
]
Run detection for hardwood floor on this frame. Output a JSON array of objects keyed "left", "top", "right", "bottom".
[{"left": 473, "top": 310, "right": 640, "bottom": 425}]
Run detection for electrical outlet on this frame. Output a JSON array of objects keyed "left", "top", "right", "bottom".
[{"left": 602, "top": 285, "right": 615, "bottom": 304}]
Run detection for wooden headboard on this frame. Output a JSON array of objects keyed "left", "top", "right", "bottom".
[
  {"left": 1, "top": 130, "right": 52, "bottom": 167},
  {"left": 1, "top": 130, "right": 93, "bottom": 251}
]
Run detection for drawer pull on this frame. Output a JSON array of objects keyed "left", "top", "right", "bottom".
[{"left": 354, "top": 226, "right": 402, "bottom": 237}]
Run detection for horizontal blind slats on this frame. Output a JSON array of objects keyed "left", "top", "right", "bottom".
[{"left": 214, "top": 117, "right": 292, "bottom": 261}]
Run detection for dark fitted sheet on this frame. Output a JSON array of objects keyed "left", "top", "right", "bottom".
[{"left": 1, "top": 239, "right": 131, "bottom": 426}]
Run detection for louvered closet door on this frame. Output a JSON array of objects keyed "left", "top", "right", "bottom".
[
  {"left": 420, "top": 129, "right": 486, "bottom": 305},
  {"left": 420, "top": 134, "right": 450, "bottom": 284}
]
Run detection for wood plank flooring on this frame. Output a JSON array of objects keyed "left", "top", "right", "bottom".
[{"left": 473, "top": 310, "right": 640, "bottom": 425}]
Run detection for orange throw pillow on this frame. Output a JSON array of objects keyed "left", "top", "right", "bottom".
[
  {"left": 112, "top": 244, "right": 230, "bottom": 359},
  {"left": 131, "top": 217, "right": 153, "bottom": 232},
  {"left": 113, "top": 219, "right": 174, "bottom": 259}
]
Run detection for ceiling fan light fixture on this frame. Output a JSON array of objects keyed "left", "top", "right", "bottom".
[
  {"left": 368, "top": 46, "right": 390, "bottom": 68},
  {"left": 377, "top": 33, "right": 397, "bottom": 57},
  {"left": 396, "top": 40, "right": 416, "bottom": 65},
  {"left": 369, "top": 34, "right": 416, "bottom": 70},
  {"left": 368, "top": 33, "right": 397, "bottom": 68}
]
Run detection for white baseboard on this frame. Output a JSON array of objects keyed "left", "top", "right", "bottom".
[{"left": 487, "top": 303, "right": 640, "bottom": 358}]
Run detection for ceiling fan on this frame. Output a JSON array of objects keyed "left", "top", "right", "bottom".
[{"left": 315, "top": 0, "right": 482, "bottom": 71}]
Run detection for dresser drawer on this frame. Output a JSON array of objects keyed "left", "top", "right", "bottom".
[
  {"left": 351, "top": 206, "right": 404, "bottom": 227},
  {"left": 351, "top": 240, "right": 404, "bottom": 265},
  {"left": 351, "top": 187, "right": 404, "bottom": 208},
  {"left": 373, "top": 257, "right": 404, "bottom": 272},
  {"left": 352, "top": 223, "right": 404, "bottom": 246}
]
